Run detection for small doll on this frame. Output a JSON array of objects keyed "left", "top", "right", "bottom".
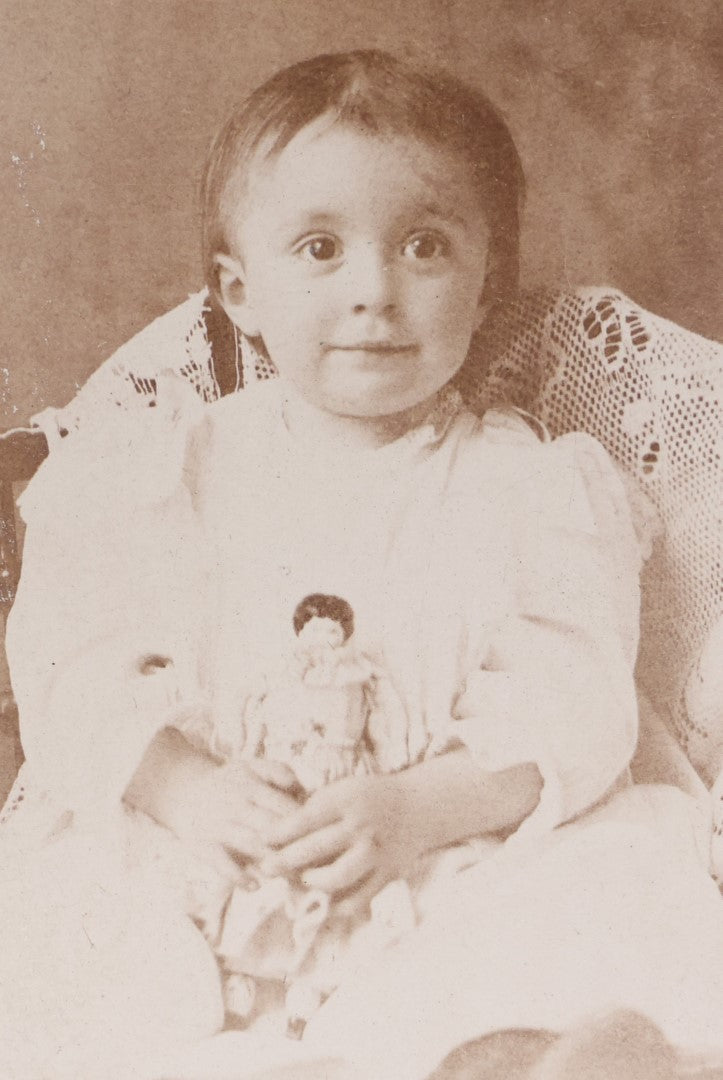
[
  {"left": 218, "top": 594, "right": 410, "bottom": 1036},
  {"left": 246, "top": 593, "right": 379, "bottom": 793}
]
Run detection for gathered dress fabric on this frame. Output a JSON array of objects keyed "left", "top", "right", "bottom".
[{"left": 1, "top": 379, "right": 722, "bottom": 1080}]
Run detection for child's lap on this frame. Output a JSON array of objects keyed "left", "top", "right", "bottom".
[
  {"left": 2, "top": 783, "right": 719, "bottom": 1078},
  {"left": 305, "top": 785, "right": 723, "bottom": 1078}
]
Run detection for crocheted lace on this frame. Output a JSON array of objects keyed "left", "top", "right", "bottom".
[
  {"left": 6, "top": 287, "right": 723, "bottom": 835},
  {"left": 466, "top": 289, "right": 723, "bottom": 792}
]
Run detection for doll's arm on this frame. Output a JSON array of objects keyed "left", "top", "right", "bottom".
[
  {"left": 241, "top": 676, "right": 282, "bottom": 761},
  {"left": 364, "top": 671, "right": 410, "bottom": 773}
]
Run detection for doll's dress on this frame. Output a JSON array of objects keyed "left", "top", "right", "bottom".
[{"left": 248, "top": 641, "right": 379, "bottom": 792}]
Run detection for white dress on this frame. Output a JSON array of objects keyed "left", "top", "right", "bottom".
[{"left": 2, "top": 379, "right": 723, "bottom": 1080}]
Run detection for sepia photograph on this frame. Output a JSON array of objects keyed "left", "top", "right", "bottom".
[{"left": 0, "top": 2, "right": 721, "bottom": 1077}]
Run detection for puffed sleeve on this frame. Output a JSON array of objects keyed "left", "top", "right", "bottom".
[
  {"left": 5, "top": 375, "right": 211, "bottom": 817},
  {"left": 433, "top": 418, "right": 644, "bottom": 837}
]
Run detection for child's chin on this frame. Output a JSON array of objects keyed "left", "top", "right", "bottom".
[{"left": 329, "top": 388, "right": 429, "bottom": 420}]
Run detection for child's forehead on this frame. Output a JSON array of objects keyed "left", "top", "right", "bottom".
[{"left": 236, "top": 118, "right": 482, "bottom": 224}]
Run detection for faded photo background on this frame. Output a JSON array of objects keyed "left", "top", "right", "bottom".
[{"left": 0, "top": 0, "right": 720, "bottom": 426}]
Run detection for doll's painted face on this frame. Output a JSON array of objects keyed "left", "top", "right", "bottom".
[
  {"left": 219, "top": 119, "right": 490, "bottom": 428},
  {"left": 297, "top": 615, "right": 346, "bottom": 652}
]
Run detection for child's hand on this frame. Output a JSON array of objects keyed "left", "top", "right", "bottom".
[
  {"left": 125, "top": 728, "right": 301, "bottom": 881},
  {"left": 261, "top": 750, "right": 543, "bottom": 917},
  {"left": 174, "top": 757, "right": 304, "bottom": 880},
  {"left": 261, "top": 772, "right": 423, "bottom": 917}
]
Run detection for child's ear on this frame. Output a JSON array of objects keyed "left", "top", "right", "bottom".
[{"left": 215, "top": 253, "right": 260, "bottom": 337}]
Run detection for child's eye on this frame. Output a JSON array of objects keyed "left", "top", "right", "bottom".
[
  {"left": 296, "top": 235, "right": 340, "bottom": 262},
  {"left": 402, "top": 232, "right": 449, "bottom": 260}
]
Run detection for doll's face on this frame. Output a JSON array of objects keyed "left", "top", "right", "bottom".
[
  {"left": 297, "top": 616, "right": 346, "bottom": 651},
  {"left": 218, "top": 119, "right": 490, "bottom": 427}
]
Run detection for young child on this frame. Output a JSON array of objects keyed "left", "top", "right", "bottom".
[{"left": 3, "top": 48, "right": 723, "bottom": 1080}]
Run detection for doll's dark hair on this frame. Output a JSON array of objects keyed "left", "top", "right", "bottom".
[
  {"left": 293, "top": 594, "right": 355, "bottom": 642},
  {"left": 201, "top": 49, "right": 525, "bottom": 321}
]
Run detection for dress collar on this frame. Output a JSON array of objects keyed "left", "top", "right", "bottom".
[{"left": 270, "top": 380, "right": 467, "bottom": 469}]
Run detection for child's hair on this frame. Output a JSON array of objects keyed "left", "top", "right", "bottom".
[
  {"left": 201, "top": 49, "right": 525, "bottom": 319},
  {"left": 293, "top": 594, "right": 355, "bottom": 642}
]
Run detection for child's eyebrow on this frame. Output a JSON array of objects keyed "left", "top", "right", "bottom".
[
  {"left": 278, "top": 211, "right": 340, "bottom": 232},
  {"left": 419, "top": 202, "right": 472, "bottom": 228},
  {"left": 274, "top": 203, "right": 477, "bottom": 234}
]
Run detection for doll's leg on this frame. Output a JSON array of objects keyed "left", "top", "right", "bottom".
[
  {"left": 285, "top": 978, "right": 326, "bottom": 1040},
  {"left": 283, "top": 888, "right": 334, "bottom": 1038},
  {"left": 223, "top": 971, "right": 258, "bottom": 1025},
  {"left": 216, "top": 876, "right": 291, "bottom": 1028}
]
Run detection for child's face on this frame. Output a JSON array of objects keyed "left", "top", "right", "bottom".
[{"left": 220, "top": 120, "right": 490, "bottom": 423}]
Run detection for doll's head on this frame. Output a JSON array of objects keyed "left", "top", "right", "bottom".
[
  {"left": 201, "top": 51, "right": 525, "bottom": 416},
  {"left": 293, "top": 594, "right": 355, "bottom": 651}
]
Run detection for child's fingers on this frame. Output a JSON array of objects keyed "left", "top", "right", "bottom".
[
  {"left": 266, "top": 791, "right": 343, "bottom": 847},
  {"left": 335, "top": 872, "right": 385, "bottom": 920},
  {"left": 261, "top": 820, "right": 350, "bottom": 875},
  {"left": 246, "top": 776, "right": 300, "bottom": 818},
  {"left": 219, "top": 822, "right": 267, "bottom": 863},
  {"left": 191, "top": 840, "right": 250, "bottom": 885},
  {"left": 249, "top": 759, "right": 303, "bottom": 793},
  {"left": 224, "top": 763, "right": 299, "bottom": 818},
  {"left": 300, "top": 836, "right": 374, "bottom": 894}
]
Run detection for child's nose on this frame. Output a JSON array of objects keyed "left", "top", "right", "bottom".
[{"left": 346, "top": 246, "right": 398, "bottom": 315}]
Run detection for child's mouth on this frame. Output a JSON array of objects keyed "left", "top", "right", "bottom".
[{"left": 328, "top": 342, "right": 416, "bottom": 356}]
